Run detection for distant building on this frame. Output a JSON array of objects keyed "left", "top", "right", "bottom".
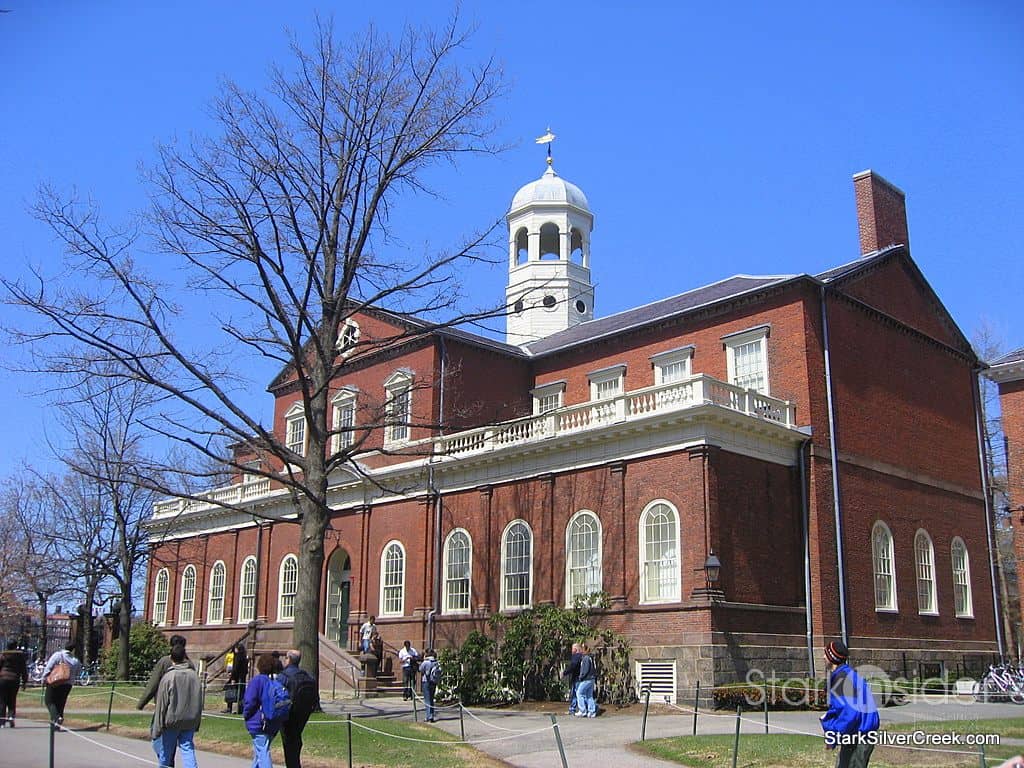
[{"left": 145, "top": 163, "right": 998, "bottom": 699}]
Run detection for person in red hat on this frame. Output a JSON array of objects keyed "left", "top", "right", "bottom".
[{"left": 820, "top": 640, "right": 879, "bottom": 768}]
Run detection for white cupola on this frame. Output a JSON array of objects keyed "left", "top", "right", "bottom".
[{"left": 505, "top": 157, "right": 595, "bottom": 345}]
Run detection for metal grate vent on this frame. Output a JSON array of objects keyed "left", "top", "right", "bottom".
[{"left": 636, "top": 660, "right": 677, "bottom": 703}]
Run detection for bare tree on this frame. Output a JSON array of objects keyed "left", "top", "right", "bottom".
[{"left": 5, "top": 15, "right": 506, "bottom": 677}]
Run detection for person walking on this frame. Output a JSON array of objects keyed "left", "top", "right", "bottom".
[
  {"left": 243, "top": 653, "right": 290, "bottom": 768},
  {"left": 223, "top": 643, "right": 248, "bottom": 714},
  {"left": 561, "top": 643, "right": 582, "bottom": 715},
  {"left": 820, "top": 640, "right": 879, "bottom": 768},
  {"left": 398, "top": 640, "right": 419, "bottom": 701},
  {"left": 279, "top": 650, "right": 319, "bottom": 768},
  {"left": 139, "top": 635, "right": 194, "bottom": 710},
  {"left": 42, "top": 642, "right": 81, "bottom": 727},
  {"left": 573, "top": 643, "right": 597, "bottom": 718},
  {"left": 151, "top": 642, "right": 204, "bottom": 768},
  {"left": 0, "top": 641, "right": 28, "bottom": 727},
  {"left": 358, "top": 616, "right": 376, "bottom": 653},
  {"left": 419, "top": 649, "right": 441, "bottom": 723}
]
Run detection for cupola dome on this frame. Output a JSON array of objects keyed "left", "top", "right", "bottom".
[{"left": 510, "top": 166, "right": 590, "bottom": 214}]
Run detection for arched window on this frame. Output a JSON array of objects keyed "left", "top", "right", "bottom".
[
  {"left": 336, "top": 319, "right": 360, "bottom": 356},
  {"left": 515, "top": 227, "right": 528, "bottom": 264},
  {"left": 915, "top": 530, "right": 937, "bottom": 614},
  {"left": 639, "top": 501, "right": 680, "bottom": 603},
  {"left": 539, "top": 222, "right": 560, "bottom": 259},
  {"left": 501, "top": 520, "right": 533, "bottom": 610},
  {"left": 566, "top": 511, "right": 602, "bottom": 604},
  {"left": 380, "top": 541, "right": 405, "bottom": 616},
  {"left": 951, "top": 537, "right": 973, "bottom": 618},
  {"left": 238, "top": 556, "right": 257, "bottom": 623},
  {"left": 443, "top": 530, "right": 472, "bottom": 614},
  {"left": 570, "top": 227, "right": 585, "bottom": 264},
  {"left": 153, "top": 569, "right": 169, "bottom": 626},
  {"left": 872, "top": 521, "right": 897, "bottom": 611},
  {"left": 178, "top": 565, "right": 197, "bottom": 625},
  {"left": 207, "top": 561, "right": 226, "bottom": 624},
  {"left": 278, "top": 555, "right": 298, "bottom": 622}
]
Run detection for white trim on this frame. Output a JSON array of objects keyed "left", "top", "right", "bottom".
[
  {"left": 650, "top": 346, "right": 694, "bottom": 385},
  {"left": 500, "top": 519, "right": 533, "bottom": 611},
  {"left": 178, "top": 564, "right": 197, "bottom": 626},
  {"left": 565, "top": 510, "right": 603, "bottom": 605},
  {"left": 532, "top": 381, "right": 566, "bottom": 415},
  {"left": 206, "top": 560, "right": 226, "bottom": 625},
  {"left": 383, "top": 371, "right": 414, "bottom": 447},
  {"left": 332, "top": 387, "right": 359, "bottom": 454},
  {"left": 914, "top": 528, "right": 938, "bottom": 615},
  {"left": 336, "top": 319, "right": 361, "bottom": 357},
  {"left": 284, "top": 404, "right": 307, "bottom": 457},
  {"left": 589, "top": 364, "right": 626, "bottom": 401},
  {"left": 238, "top": 556, "right": 257, "bottom": 624},
  {"left": 871, "top": 521, "right": 898, "bottom": 612},
  {"left": 951, "top": 536, "right": 974, "bottom": 618},
  {"left": 278, "top": 554, "right": 298, "bottom": 622},
  {"left": 724, "top": 327, "right": 770, "bottom": 394},
  {"left": 379, "top": 540, "right": 406, "bottom": 617},
  {"left": 442, "top": 529, "right": 473, "bottom": 614},
  {"left": 638, "top": 500, "right": 681, "bottom": 604},
  {"left": 153, "top": 568, "right": 169, "bottom": 627}
]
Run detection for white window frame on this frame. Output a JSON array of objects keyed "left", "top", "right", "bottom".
[
  {"left": 278, "top": 554, "right": 298, "bottom": 622},
  {"left": 380, "top": 541, "right": 406, "bottom": 617},
  {"left": 238, "top": 556, "right": 257, "bottom": 623},
  {"left": 207, "top": 561, "right": 226, "bottom": 625},
  {"left": 872, "top": 521, "right": 898, "bottom": 612},
  {"left": 588, "top": 364, "right": 626, "bottom": 401},
  {"left": 384, "top": 371, "right": 413, "bottom": 447},
  {"left": 531, "top": 381, "right": 566, "bottom": 415},
  {"left": 500, "top": 520, "right": 533, "bottom": 611},
  {"left": 639, "top": 500, "right": 681, "bottom": 604},
  {"left": 723, "top": 326, "right": 770, "bottom": 394},
  {"left": 951, "top": 537, "right": 973, "bottom": 618},
  {"left": 178, "top": 565, "right": 197, "bottom": 626},
  {"left": 565, "top": 510, "right": 603, "bottom": 605},
  {"left": 443, "top": 529, "right": 473, "bottom": 614},
  {"left": 331, "top": 388, "right": 358, "bottom": 454},
  {"left": 336, "top": 318, "right": 361, "bottom": 356},
  {"left": 914, "top": 529, "right": 938, "bottom": 615},
  {"left": 153, "top": 568, "right": 169, "bottom": 627},
  {"left": 241, "top": 461, "right": 262, "bottom": 485},
  {"left": 284, "top": 403, "right": 307, "bottom": 457},
  {"left": 651, "top": 346, "right": 695, "bottom": 385}
]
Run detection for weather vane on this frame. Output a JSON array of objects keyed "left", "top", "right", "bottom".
[{"left": 535, "top": 127, "right": 556, "bottom": 166}]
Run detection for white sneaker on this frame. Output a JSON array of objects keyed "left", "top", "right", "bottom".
[{"left": 573, "top": 712, "right": 585, "bottom": 717}]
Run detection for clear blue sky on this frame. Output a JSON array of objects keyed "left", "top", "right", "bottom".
[{"left": 1, "top": 1, "right": 1021, "bottom": 478}]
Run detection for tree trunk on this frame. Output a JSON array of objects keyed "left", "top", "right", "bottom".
[
  {"left": 83, "top": 581, "right": 98, "bottom": 666},
  {"left": 295, "top": 492, "right": 329, "bottom": 681},
  {"left": 37, "top": 593, "right": 49, "bottom": 660}
]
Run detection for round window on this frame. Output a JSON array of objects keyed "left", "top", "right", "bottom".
[
  {"left": 575, "top": 300, "right": 586, "bottom": 314},
  {"left": 542, "top": 295, "right": 557, "bottom": 308},
  {"left": 514, "top": 299, "right": 524, "bottom": 314}
]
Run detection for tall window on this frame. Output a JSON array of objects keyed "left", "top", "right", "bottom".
[
  {"left": 179, "top": 565, "right": 196, "bottom": 625},
  {"left": 915, "top": 530, "right": 937, "bottom": 614},
  {"left": 153, "top": 569, "right": 169, "bottom": 626},
  {"left": 566, "top": 511, "right": 602, "bottom": 603},
  {"left": 380, "top": 541, "right": 405, "bottom": 616},
  {"left": 278, "top": 555, "right": 298, "bottom": 622},
  {"left": 238, "top": 556, "right": 257, "bottom": 623},
  {"left": 724, "top": 327, "right": 769, "bottom": 393},
  {"left": 443, "top": 530, "right": 472, "bottom": 614},
  {"left": 207, "top": 561, "right": 226, "bottom": 624},
  {"left": 384, "top": 372, "right": 413, "bottom": 445},
  {"left": 332, "top": 389, "right": 357, "bottom": 454},
  {"left": 951, "top": 537, "right": 973, "bottom": 617},
  {"left": 285, "top": 405, "right": 306, "bottom": 456},
  {"left": 872, "top": 521, "right": 897, "bottom": 611},
  {"left": 501, "top": 520, "right": 533, "bottom": 610},
  {"left": 640, "top": 501, "right": 680, "bottom": 603}
]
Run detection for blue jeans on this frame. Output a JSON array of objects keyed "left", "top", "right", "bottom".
[
  {"left": 568, "top": 680, "right": 579, "bottom": 713},
  {"left": 422, "top": 683, "right": 436, "bottom": 721},
  {"left": 152, "top": 729, "right": 198, "bottom": 768},
  {"left": 251, "top": 732, "right": 275, "bottom": 768},
  {"left": 575, "top": 679, "right": 596, "bottom": 716}
]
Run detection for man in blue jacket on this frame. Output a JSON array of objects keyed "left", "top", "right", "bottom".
[{"left": 820, "top": 640, "right": 879, "bottom": 768}]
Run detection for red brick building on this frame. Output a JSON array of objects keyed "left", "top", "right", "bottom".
[{"left": 144, "top": 165, "right": 999, "bottom": 698}]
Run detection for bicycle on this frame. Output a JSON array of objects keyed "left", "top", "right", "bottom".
[{"left": 973, "top": 664, "right": 1024, "bottom": 704}]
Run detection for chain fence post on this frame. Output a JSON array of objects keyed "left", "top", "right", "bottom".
[
  {"left": 347, "top": 713, "right": 353, "bottom": 768},
  {"left": 731, "top": 706, "right": 741, "bottom": 768},
  {"left": 549, "top": 713, "right": 569, "bottom": 768},
  {"left": 692, "top": 680, "right": 700, "bottom": 736},
  {"left": 106, "top": 681, "right": 116, "bottom": 730},
  {"left": 641, "top": 685, "right": 651, "bottom": 741},
  {"left": 763, "top": 684, "right": 769, "bottom": 733}
]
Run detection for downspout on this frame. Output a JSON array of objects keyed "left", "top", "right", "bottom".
[
  {"left": 820, "top": 285, "right": 849, "bottom": 646},
  {"left": 426, "top": 338, "right": 448, "bottom": 650},
  {"left": 972, "top": 365, "right": 1006, "bottom": 659},
  {"left": 799, "top": 437, "right": 815, "bottom": 677}
]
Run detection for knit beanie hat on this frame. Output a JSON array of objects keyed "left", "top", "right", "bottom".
[{"left": 825, "top": 640, "right": 849, "bottom": 665}]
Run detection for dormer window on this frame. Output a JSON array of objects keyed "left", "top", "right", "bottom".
[
  {"left": 337, "top": 319, "right": 360, "bottom": 356},
  {"left": 723, "top": 326, "right": 770, "bottom": 394},
  {"left": 531, "top": 381, "right": 566, "bottom": 415},
  {"left": 384, "top": 371, "right": 413, "bottom": 446},
  {"left": 284, "top": 403, "right": 307, "bottom": 456},
  {"left": 589, "top": 364, "right": 626, "bottom": 401},
  {"left": 651, "top": 345, "right": 695, "bottom": 385}
]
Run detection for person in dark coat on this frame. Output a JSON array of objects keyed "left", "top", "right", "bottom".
[
  {"left": 0, "top": 641, "right": 29, "bottom": 727},
  {"left": 42, "top": 642, "right": 81, "bottom": 726},
  {"left": 561, "top": 642, "right": 582, "bottom": 715},
  {"left": 279, "top": 649, "right": 319, "bottom": 768},
  {"left": 224, "top": 642, "right": 248, "bottom": 714},
  {"left": 138, "top": 635, "right": 193, "bottom": 709}
]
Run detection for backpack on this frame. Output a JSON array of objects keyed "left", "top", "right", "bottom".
[
  {"left": 285, "top": 668, "right": 319, "bottom": 717},
  {"left": 424, "top": 660, "right": 442, "bottom": 685},
  {"left": 260, "top": 676, "right": 291, "bottom": 728}
]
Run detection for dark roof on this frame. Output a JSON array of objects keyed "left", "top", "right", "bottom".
[
  {"left": 813, "top": 245, "right": 901, "bottom": 283},
  {"left": 991, "top": 347, "right": 1024, "bottom": 367},
  {"left": 523, "top": 275, "right": 795, "bottom": 356}
]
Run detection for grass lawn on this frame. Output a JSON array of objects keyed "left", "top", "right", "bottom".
[{"left": 634, "top": 718, "right": 1022, "bottom": 768}]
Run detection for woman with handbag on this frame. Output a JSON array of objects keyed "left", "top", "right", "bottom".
[
  {"left": 42, "top": 643, "right": 81, "bottom": 727},
  {"left": 224, "top": 643, "right": 247, "bottom": 714}
]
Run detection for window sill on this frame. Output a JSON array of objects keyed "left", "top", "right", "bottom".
[
  {"left": 954, "top": 613, "right": 975, "bottom": 620},
  {"left": 918, "top": 610, "right": 940, "bottom": 617},
  {"left": 874, "top": 607, "right": 899, "bottom": 614}
]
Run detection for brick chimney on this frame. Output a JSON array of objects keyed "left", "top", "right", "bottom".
[{"left": 852, "top": 170, "right": 909, "bottom": 256}]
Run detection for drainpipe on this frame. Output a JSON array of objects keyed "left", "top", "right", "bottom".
[
  {"left": 972, "top": 365, "right": 1006, "bottom": 659},
  {"left": 799, "top": 437, "right": 815, "bottom": 677},
  {"left": 819, "top": 285, "right": 849, "bottom": 646},
  {"left": 426, "top": 338, "right": 449, "bottom": 651}
]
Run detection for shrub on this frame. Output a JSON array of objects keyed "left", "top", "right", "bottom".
[
  {"left": 713, "top": 680, "right": 827, "bottom": 711},
  {"left": 100, "top": 621, "right": 170, "bottom": 681}
]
